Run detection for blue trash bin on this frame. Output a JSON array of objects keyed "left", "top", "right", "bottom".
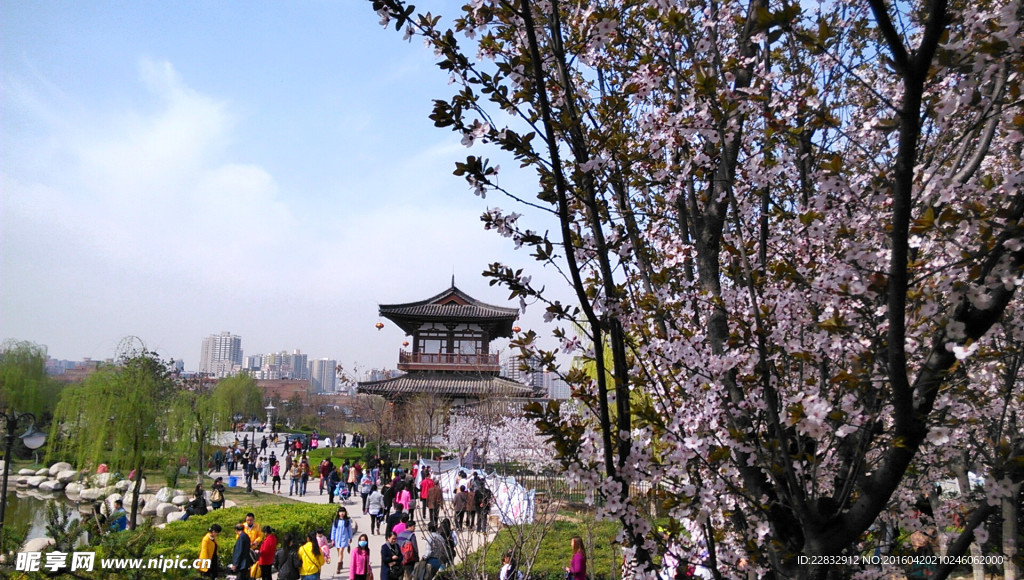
[{"left": 228, "top": 476, "right": 238, "bottom": 487}]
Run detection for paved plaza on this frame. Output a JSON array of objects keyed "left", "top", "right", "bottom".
[{"left": 207, "top": 436, "right": 496, "bottom": 578}]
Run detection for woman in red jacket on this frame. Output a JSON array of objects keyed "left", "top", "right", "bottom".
[
  {"left": 350, "top": 533, "right": 373, "bottom": 580},
  {"left": 258, "top": 526, "right": 278, "bottom": 580}
]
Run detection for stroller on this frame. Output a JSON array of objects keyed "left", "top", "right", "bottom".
[{"left": 334, "top": 481, "right": 351, "bottom": 501}]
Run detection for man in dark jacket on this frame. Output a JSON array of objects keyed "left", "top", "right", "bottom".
[
  {"left": 385, "top": 506, "right": 405, "bottom": 538},
  {"left": 475, "top": 484, "right": 491, "bottom": 532},
  {"left": 230, "top": 523, "right": 254, "bottom": 580},
  {"left": 396, "top": 520, "right": 420, "bottom": 580}
]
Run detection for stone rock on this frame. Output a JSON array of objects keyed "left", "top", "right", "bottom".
[
  {"left": 26, "top": 475, "right": 47, "bottom": 488},
  {"left": 171, "top": 495, "right": 188, "bottom": 506},
  {"left": 22, "top": 537, "right": 55, "bottom": 552},
  {"left": 92, "top": 472, "right": 112, "bottom": 487},
  {"left": 156, "top": 503, "right": 179, "bottom": 517},
  {"left": 35, "top": 468, "right": 50, "bottom": 476},
  {"left": 79, "top": 487, "right": 108, "bottom": 501},
  {"left": 15, "top": 476, "right": 29, "bottom": 486},
  {"left": 65, "top": 482, "right": 84, "bottom": 496},
  {"left": 223, "top": 500, "right": 237, "bottom": 509},
  {"left": 140, "top": 497, "right": 158, "bottom": 516},
  {"left": 115, "top": 480, "right": 131, "bottom": 492},
  {"left": 49, "top": 462, "right": 73, "bottom": 476},
  {"left": 18, "top": 468, "right": 36, "bottom": 476},
  {"left": 165, "top": 511, "right": 186, "bottom": 523},
  {"left": 57, "top": 470, "right": 78, "bottom": 484},
  {"left": 154, "top": 487, "right": 174, "bottom": 503},
  {"left": 39, "top": 480, "right": 65, "bottom": 492}
]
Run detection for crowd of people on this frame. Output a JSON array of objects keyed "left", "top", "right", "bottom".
[
  {"left": 188, "top": 430, "right": 589, "bottom": 580},
  {"left": 197, "top": 509, "right": 589, "bottom": 580}
]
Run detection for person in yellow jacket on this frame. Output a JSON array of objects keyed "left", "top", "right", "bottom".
[
  {"left": 244, "top": 512, "right": 265, "bottom": 547},
  {"left": 198, "top": 524, "right": 222, "bottom": 578},
  {"left": 298, "top": 530, "right": 326, "bottom": 579}
]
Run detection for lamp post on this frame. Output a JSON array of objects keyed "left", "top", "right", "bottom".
[{"left": 0, "top": 410, "right": 47, "bottom": 545}]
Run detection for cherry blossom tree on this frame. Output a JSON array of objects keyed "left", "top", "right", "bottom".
[
  {"left": 445, "top": 411, "right": 560, "bottom": 473},
  {"left": 370, "top": 0, "right": 1023, "bottom": 577}
]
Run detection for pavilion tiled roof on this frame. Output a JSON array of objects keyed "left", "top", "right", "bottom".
[
  {"left": 358, "top": 372, "right": 539, "bottom": 398},
  {"left": 379, "top": 285, "right": 518, "bottom": 321},
  {"left": 379, "top": 284, "right": 519, "bottom": 336}
]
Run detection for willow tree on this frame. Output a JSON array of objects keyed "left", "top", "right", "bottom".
[
  {"left": 166, "top": 374, "right": 219, "bottom": 483},
  {"left": 212, "top": 373, "right": 264, "bottom": 429},
  {"left": 51, "top": 349, "right": 175, "bottom": 528},
  {"left": 0, "top": 339, "right": 62, "bottom": 423}
]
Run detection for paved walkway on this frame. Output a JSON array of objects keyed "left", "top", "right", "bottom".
[{"left": 207, "top": 443, "right": 497, "bottom": 579}]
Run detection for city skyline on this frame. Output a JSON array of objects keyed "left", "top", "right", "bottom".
[{"left": 0, "top": 2, "right": 569, "bottom": 373}]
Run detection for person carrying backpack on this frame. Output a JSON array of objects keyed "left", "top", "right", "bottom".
[
  {"left": 396, "top": 520, "right": 420, "bottom": 580},
  {"left": 275, "top": 532, "right": 302, "bottom": 580}
]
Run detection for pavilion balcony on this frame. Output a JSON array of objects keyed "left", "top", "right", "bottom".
[{"left": 397, "top": 349, "right": 501, "bottom": 372}]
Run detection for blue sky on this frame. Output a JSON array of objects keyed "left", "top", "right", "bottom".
[{"left": 1, "top": 1, "right": 565, "bottom": 373}]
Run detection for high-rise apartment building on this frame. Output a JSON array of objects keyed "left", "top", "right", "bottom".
[
  {"left": 199, "top": 332, "right": 243, "bottom": 377},
  {"left": 309, "top": 358, "right": 337, "bottom": 393}
]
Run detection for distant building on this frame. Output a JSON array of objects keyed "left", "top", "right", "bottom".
[
  {"left": 245, "top": 350, "right": 310, "bottom": 380},
  {"left": 199, "top": 331, "right": 243, "bottom": 377},
  {"left": 309, "top": 358, "right": 337, "bottom": 393},
  {"left": 358, "top": 283, "right": 541, "bottom": 406}
]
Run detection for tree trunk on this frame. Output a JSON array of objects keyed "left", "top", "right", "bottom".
[
  {"left": 928, "top": 490, "right": 949, "bottom": 557},
  {"left": 954, "top": 463, "right": 985, "bottom": 580},
  {"left": 129, "top": 465, "right": 143, "bottom": 530},
  {"left": 1004, "top": 481, "right": 1022, "bottom": 580}
]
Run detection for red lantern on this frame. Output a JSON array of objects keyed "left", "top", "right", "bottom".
[
  {"left": 512, "top": 326, "right": 521, "bottom": 333},
  {"left": 402, "top": 341, "right": 409, "bottom": 347},
  {"left": 375, "top": 322, "right": 384, "bottom": 331}
]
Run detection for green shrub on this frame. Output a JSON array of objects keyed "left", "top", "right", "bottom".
[
  {"left": 461, "top": 519, "right": 622, "bottom": 580},
  {"left": 147, "top": 504, "right": 337, "bottom": 568}
]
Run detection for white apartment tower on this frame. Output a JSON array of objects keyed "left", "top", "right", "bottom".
[
  {"left": 199, "top": 332, "right": 243, "bottom": 377},
  {"left": 309, "top": 358, "right": 337, "bottom": 393}
]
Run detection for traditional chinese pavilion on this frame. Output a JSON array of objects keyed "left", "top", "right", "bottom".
[{"left": 358, "top": 282, "right": 538, "bottom": 405}]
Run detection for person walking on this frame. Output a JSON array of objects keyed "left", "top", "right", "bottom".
[
  {"left": 381, "top": 532, "right": 401, "bottom": 580},
  {"left": 464, "top": 487, "right": 476, "bottom": 531},
  {"left": 347, "top": 461, "right": 359, "bottom": 498},
  {"left": 453, "top": 487, "right": 468, "bottom": 530},
  {"left": 367, "top": 485, "right": 385, "bottom": 535},
  {"left": 396, "top": 520, "right": 419, "bottom": 580},
  {"left": 475, "top": 484, "right": 491, "bottom": 533},
  {"left": 290, "top": 462, "right": 302, "bottom": 496},
  {"left": 298, "top": 530, "right": 326, "bottom": 580},
  {"left": 349, "top": 534, "right": 373, "bottom": 580},
  {"left": 425, "top": 479, "right": 442, "bottom": 528},
  {"left": 331, "top": 506, "right": 355, "bottom": 575},
  {"left": 360, "top": 471, "right": 374, "bottom": 514},
  {"left": 565, "top": 536, "right": 587, "bottom": 580},
  {"left": 320, "top": 458, "right": 332, "bottom": 495},
  {"left": 382, "top": 483, "right": 395, "bottom": 519},
  {"left": 419, "top": 474, "right": 434, "bottom": 521},
  {"left": 328, "top": 466, "right": 343, "bottom": 504},
  {"left": 198, "top": 524, "right": 222, "bottom": 579},
  {"left": 272, "top": 461, "right": 282, "bottom": 494}
]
